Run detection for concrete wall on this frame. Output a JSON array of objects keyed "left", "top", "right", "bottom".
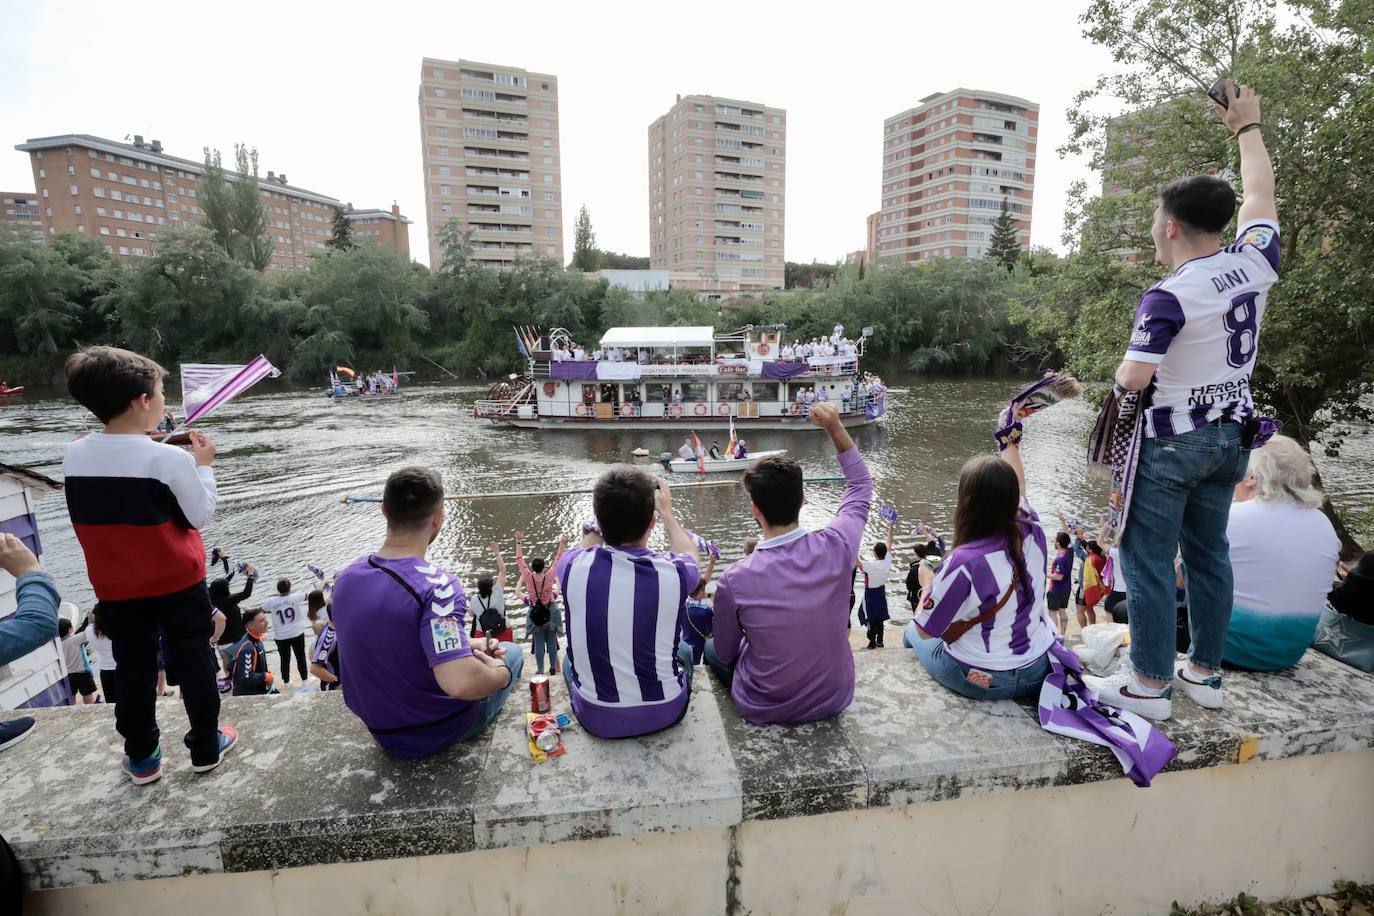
[{"left": 28, "top": 749, "right": 1374, "bottom": 916}]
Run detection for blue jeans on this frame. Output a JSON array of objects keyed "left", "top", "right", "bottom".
[
  {"left": 564, "top": 643, "right": 693, "bottom": 699},
  {"left": 702, "top": 637, "right": 735, "bottom": 687},
  {"left": 903, "top": 621, "right": 1050, "bottom": 699},
  {"left": 459, "top": 643, "right": 524, "bottom": 740},
  {"left": 531, "top": 628, "right": 560, "bottom": 674},
  {"left": 1121, "top": 423, "right": 1249, "bottom": 681}
]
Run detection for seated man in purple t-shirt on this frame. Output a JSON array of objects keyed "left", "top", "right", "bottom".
[
  {"left": 559, "top": 469, "right": 700, "bottom": 739},
  {"left": 708, "top": 402, "right": 873, "bottom": 724},
  {"left": 332, "top": 467, "right": 523, "bottom": 758}
]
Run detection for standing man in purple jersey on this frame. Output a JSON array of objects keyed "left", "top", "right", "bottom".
[
  {"left": 332, "top": 467, "right": 523, "bottom": 757},
  {"left": 707, "top": 402, "right": 873, "bottom": 724},
  {"left": 558, "top": 470, "right": 700, "bottom": 740},
  {"left": 1085, "top": 81, "right": 1280, "bottom": 720}
]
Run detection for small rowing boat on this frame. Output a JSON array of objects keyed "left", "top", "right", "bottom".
[
  {"left": 659, "top": 449, "right": 786, "bottom": 474},
  {"left": 0, "top": 386, "right": 24, "bottom": 397}
]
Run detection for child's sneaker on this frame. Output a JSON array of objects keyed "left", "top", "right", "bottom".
[
  {"left": 191, "top": 726, "right": 238, "bottom": 774},
  {"left": 1174, "top": 664, "right": 1223, "bottom": 709},
  {"left": 1083, "top": 658, "right": 1173, "bottom": 721},
  {"left": 121, "top": 746, "right": 163, "bottom": 785}
]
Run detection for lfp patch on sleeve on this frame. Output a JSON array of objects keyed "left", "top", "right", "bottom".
[
  {"left": 1240, "top": 225, "right": 1275, "bottom": 249},
  {"left": 431, "top": 616, "right": 465, "bottom": 655}
]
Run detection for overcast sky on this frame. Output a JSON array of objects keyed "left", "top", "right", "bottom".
[{"left": 1, "top": 0, "right": 1121, "bottom": 267}]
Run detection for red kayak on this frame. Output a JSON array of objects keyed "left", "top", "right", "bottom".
[{"left": 0, "top": 386, "right": 24, "bottom": 397}]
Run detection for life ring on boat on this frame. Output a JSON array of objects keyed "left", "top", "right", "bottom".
[
  {"left": 620, "top": 402, "right": 634, "bottom": 417},
  {"left": 717, "top": 403, "right": 731, "bottom": 416},
  {"left": 757, "top": 342, "right": 771, "bottom": 355},
  {"left": 668, "top": 403, "right": 683, "bottom": 418},
  {"left": 543, "top": 382, "right": 557, "bottom": 397},
  {"left": 693, "top": 403, "right": 708, "bottom": 417},
  {"left": 574, "top": 403, "right": 589, "bottom": 417}
]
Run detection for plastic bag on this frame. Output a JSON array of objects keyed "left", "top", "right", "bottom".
[{"left": 1074, "top": 622, "right": 1131, "bottom": 673}]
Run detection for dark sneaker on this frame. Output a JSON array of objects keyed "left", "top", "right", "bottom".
[
  {"left": 121, "top": 746, "right": 164, "bottom": 785},
  {"left": 0, "top": 717, "right": 36, "bottom": 753},
  {"left": 192, "top": 726, "right": 238, "bottom": 774}
]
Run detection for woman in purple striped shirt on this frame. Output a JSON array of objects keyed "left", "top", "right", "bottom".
[{"left": 904, "top": 434, "right": 1055, "bottom": 700}]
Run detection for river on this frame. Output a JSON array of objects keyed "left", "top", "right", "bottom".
[{"left": 3, "top": 377, "right": 1371, "bottom": 628}]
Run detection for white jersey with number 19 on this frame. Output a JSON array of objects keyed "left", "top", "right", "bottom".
[{"left": 1125, "top": 219, "right": 1280, "bottom": 438}]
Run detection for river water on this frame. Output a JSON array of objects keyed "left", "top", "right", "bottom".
[{"left": 4, "top": 377, "right": 1371, "bottom": 628}]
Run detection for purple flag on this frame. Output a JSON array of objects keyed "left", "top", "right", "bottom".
[
  {"left": 687, "top": 529, "right": 721, "bottom": 560},
  {"left": 878, "top": 504, "right": 899, "bottom": 524},
  {"left": 180, "top": 357, "right": 280, "bottom": 426},
  {"left": 761, "top": 361, "right": 810, "bottom": 380},
  {"left": 549, "top": 361, "right": 599, "bottom": 380},
  {"left": 1037, "top": 638, "right": 1177, "bottom": 787}
]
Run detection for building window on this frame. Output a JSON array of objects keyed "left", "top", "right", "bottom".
[
  {"left": 73, "top": 205, "right": 81, "bottom": 215},
  {"left": 439, "top": 166, "right": 450, "bottom": 176},
  {"left": 41, "top": 188, "right": 48, "bottom": 198},
  {"left": 437, "top": 127, "right": 448, "bottom": 137},
  {"left": 543, "top": 192, "right": 554, "bottom": 201},
  {"left": 546, "top": 227, "right": 556, "bottom": 237},
  {"left": 440, "top": 185, "right": 451, "bottom": 195},
  {"left": 119, "top": 245, "right": 129, "bottom": 255},
  {"left": 543, "top": 175, "right": 553, "bottom": 183},
  {"left": 434, "top": 107, "right": 446, "bottom": 118},
  {"left": 432, "top": 67, "right": 443, "bottom": 78},
  {"left": 434, "top": 88, "right": 445, "bottom": 97},
  {"left": 543, "top": 156, "right": 553, "bottom": 165}
]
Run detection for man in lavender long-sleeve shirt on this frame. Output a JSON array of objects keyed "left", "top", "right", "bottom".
[{"left": 708, "top": 402, "right": 872, "bottom": 725}]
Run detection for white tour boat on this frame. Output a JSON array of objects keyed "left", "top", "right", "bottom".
[
  {"left": 474, "top": 325, "right": 887, "bottom": 431},
  {"left": 660, "top": 448, "right": 788, "bottom": 474}
]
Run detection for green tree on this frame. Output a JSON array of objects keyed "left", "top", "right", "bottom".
[
  {"left": 435, "top": 218, "right": 474, "bottom": 275},
  {"left": 199, "top": 144, "right": 275, "bottom": 270},
  {"left": 572, "top": 205, "right": 600, "bottom": 272},
  {"left": 327, "top": 206, "right": 356, "bottom": 251},
  {"left": 600, "top": 251, "right": 650, "bottom": 269},
  {"left": 987, "top": 198, "right": 1021, "bottom": 272},
  {"left": 1038, "top": 0, "right": 1374, "bottom": 548},
  {"left": 0, "top": 231, "right": 117, "bottom": 355}
]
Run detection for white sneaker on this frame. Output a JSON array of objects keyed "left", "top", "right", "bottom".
[
  {"left": 1083, "top": 658, "right": 1173, "bottom": 721},
  {"left": 1174, "top": 664, "right": 1223, "bottom": 709}
]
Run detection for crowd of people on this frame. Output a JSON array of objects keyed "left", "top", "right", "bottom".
[
  {"left": 2, "top": 83, "right": 1371, "bottom": 782},
  {"left": 781, "top": 324, "right": 861, "bottom": 362}
]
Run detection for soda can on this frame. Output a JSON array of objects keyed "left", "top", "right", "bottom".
[
  {"left": 535, "top": 729, "right": 561, "bottom": 752},
  {"left": 530, "top": 675, "right": 551, "bottom": 713}
]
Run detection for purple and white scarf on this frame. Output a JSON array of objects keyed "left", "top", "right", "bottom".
[
  {"left": 1039, "top": 637, "right": 1178, "bottom": 787},
  {"left": 1087, "top": 384, "right": 1144, "bottom": 547}
]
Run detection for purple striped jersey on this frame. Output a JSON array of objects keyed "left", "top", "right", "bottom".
[
  {"left": 557, "top": 545, "right": 700, "bottom": 738},
  {"left": 915, "top": 497, "right": 1056, "bottom": 671},
  {"left": 1125, "top": 219, "right": 1280, "bottom": 438}
]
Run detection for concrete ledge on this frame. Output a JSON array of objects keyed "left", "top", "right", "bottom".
[{"left": 5, "top": 647, "right": 1374, "bottom": 892}]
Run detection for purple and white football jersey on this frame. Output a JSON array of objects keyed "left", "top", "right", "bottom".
[{"left": 1125, "top": 219, "right": 1280, "bottom": 438}]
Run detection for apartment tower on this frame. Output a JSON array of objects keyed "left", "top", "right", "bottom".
[
  {"left": 418, "top": 58, "right": 563, "bottom": 269},
  {"left": 648, "top": 94, "right": 786, "bottom": 293},
  {"left": 13, "top": 134, "right": 410, "bottom": 267},
  {"left": 875, "top": 89, "right": 1037, "bottom": 263}
]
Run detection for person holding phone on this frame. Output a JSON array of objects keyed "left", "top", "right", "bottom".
[{"left": 1085, "top": 79, "right": 1280, "bottom": 720}]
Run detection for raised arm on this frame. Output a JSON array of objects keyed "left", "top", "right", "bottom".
[
  {"left": 885, "top": 522, "right": 895, "bottom": 554},
  {"left": 553, "top": 534, "right": 568, "bottom": 566},
  {"left": 0, "top": 535, "right": 59, "bottom": 666},
  {"left": 699, "top": 554, "right": 718, "bottom": 587},
  {"left": 655, "top": 481, "right": 699, "bottom": 564},
  {"left": 1001, "top": 440, "right": 1026, "bottom": 497},
  {"left": 490, "top": 541, "right": 507, "bottom": 587},
  {"left": 1218, "top": 81, "right": 1276, "bottom": 226},
  {"left": 811, "top": 403, "right": 872, "bottom": 554}
]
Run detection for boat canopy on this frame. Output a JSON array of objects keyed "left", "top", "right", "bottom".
[{"left": 599, "top": 326, "right": 716, "bottom": 349}]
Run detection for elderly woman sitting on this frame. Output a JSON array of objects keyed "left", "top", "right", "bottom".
[{"left": 1223, "top": 435, "right": 1340, "bottom": 671}]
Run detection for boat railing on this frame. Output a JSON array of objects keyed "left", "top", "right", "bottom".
[{"left": 474, "top": 398, "right": 535, "bottom": 418}]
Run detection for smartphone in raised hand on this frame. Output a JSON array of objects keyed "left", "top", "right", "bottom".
[{"left": 1208, "top": 77, "right": 1231, "bottom": 109}]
